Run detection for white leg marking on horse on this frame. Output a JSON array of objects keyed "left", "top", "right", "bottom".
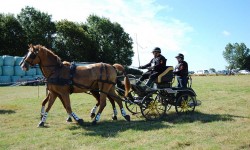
[
  {"left": 95, "top": 113, "right": 101, "bottom": 122},
  {"left": 90, "top": 106, "right": 98, "bottom": 114},
  {"left": 41, "top": 106, "right": 45, "bottom": 115},
  {"left": 41, "top": 112, "right": 48, "bottom": 122},
  {"left": 113, "top": 107, "right": 118, "bottom": 116},
  {"left": 71, "top": 112, "right": 79, "bottom": 121},
  {"left": 121, "top": 108, "right": 127, "bottom": 117}
]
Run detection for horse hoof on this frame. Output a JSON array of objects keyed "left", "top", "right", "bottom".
[
  {"left": 112, "top": 116, "right": 118, "bottom": 120},
  {"left": 92, "top": 120, "right": 97, "bottom": 125},
  {"left": 66, "top": 117, "right": 72, "bottom": 122},
  {"left": 37, "top": 122, "right": 45, "bottom": 127},
  {"left": 124, "top": 115, "right": 130, "bottom": 122},
  {"left": 90, "top": 113, "right": 96, "bottom": 119},
  {"left": 77, "top": 119, "right": 84, "bottom": 126}
]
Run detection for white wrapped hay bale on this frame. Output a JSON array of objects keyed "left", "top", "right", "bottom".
[
  {"left": 3, "top": 55, "right": 15, "bottom": 66},
  {"left": 14, "top": 56, "right": 24, "bottom": 66},
  {"left": 11, "top": 76, "right": 22, "bottom": 83},
  {"left": 0, "top": 76, "right": 11, "bottom": 84},
  {"left": 0, "top": 56, "right": 3, "bottom": 66},
  {"left": 14, "top": 66, "right": 25, "bottom": 76},
  {"left": 2, "top": 66, "right": 14, "bottom": 76},
  {"left": 36, "top": 67, "right": 43, "bottom": 75},
  {"left": 26, "top": 68, "right": 36, "bottom": 76},
  {"left": 22, "top": 76, "right": 34, "bottom": 80},
  {"left": 33, "top": 75, "right": 44, "bottom": 79}
]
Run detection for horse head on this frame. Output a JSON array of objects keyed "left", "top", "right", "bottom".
[{"left": 20, "top": 44, "right": 41, "bottom": 71}]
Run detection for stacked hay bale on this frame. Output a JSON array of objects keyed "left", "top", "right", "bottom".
[
  {"left": 0, "top": 55, "right": 44, "bottom": 85},
  {"left": 0, "top": 56, "right": 4, "bottom": 83},
  {"left": 0, "top": 55, "right": 14, "bottom": 85}
]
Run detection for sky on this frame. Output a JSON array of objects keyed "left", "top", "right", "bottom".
[{"left": 1, "top": 0, "right": 250, "bottom": 71}]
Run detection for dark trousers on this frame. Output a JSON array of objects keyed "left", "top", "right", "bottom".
[
  {"left": 139, "top": 71, "right": 160, "bottom": 86},
  {"left": 177, "top": 76, "right": 188, "bottom": 88}
]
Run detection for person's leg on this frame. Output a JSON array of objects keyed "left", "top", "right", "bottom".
[
  {"left": 136, "top": 71, "right": 150, "bottom": 85},
  {"left": 146, "top": 72, "right": 159, "bottom": 87},
  {"left": 181, "top": 76, "right": 188, "bottom": 88},
  {"left": 177, "top": 76, "right": 183, "bottom": 87}
]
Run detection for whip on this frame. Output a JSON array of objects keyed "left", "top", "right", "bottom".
[{"left": 135, "top": 34, "right": 140, "bottom": 67}]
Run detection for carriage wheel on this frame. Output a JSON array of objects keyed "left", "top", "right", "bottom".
[
  {"left": 125, "top": 91, "right": 141, "bottom": 115},
  {"left": 125, "top": 101, "right": 140, "bottom": 115},
  {"left": 175, "top": 93, "right": 196, "bottom": 114},
  {"left": 166, "top": 103, "right": 172, "bottom": 111},
  {"left": 140, "top": 91, "right": 167, "bottom": 120}
]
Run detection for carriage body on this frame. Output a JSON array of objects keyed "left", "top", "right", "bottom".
[{"left": 116, "top": 66, "right": 200, "bottom": 120}]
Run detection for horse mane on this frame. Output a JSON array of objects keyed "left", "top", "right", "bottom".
[
  {"left": 34, "top": 45, "right": 62, "bottom": 64},
  {"left": 62, "top": 61, "right": 71, "bottom": 66}
]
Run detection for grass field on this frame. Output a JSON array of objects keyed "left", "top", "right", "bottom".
[{"left": 0, "top": 76, "right": 250, "bottom": 150}]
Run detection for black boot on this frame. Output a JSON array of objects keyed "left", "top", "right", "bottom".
[
  {"left": 136, "top": 80, "right": 141, "bottom": 86},
  {"left": 145, "top": 79, "right": 153, "bottom": 87},
  {"left": 143, "top": 79, "right": 154, "bottom": 91}
]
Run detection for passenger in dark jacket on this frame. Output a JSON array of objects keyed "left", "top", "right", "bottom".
[
  {"left": 174, "top": 53, "right": 188, "bottom": 88},
  {"left": 137, "top": 47, "right": 167, "bottom": 87}
]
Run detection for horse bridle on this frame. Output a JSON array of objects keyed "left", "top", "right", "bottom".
[
  {"left": 19, "top": 50, "right": 39, "bottom": 67},
  {"left": 20, "top": 48, "right": 63, "bottom": 78}
]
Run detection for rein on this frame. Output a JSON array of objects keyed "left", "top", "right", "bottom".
[{"left": 38, "top": 55, "right": 63, "bottom": 79}]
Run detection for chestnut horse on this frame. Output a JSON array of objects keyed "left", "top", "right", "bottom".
[
  {"left": 20, "top": 44, "right": 130, "bottom": 127},
  {"left": 39, "top": 61, "right": 119, "bottom": 122}
]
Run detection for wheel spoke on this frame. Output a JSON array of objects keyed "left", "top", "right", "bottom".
[
  {"left": 175, "top": 93, "right": 196, "bottom": 114},
  {"left": 141, "top": 92, "right": 167, "bottom": 120}
]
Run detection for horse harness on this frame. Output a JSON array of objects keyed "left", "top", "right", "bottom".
[{"left": 46, "top": 62, "right": 116, "bottom": 94}]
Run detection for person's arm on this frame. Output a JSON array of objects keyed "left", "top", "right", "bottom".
[{"left": 139, "top": 59, "right": 152, "bottom": 69}]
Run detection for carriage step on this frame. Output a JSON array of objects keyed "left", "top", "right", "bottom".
[
  {"left": 163, "top": 88, "right": 177, "bottom": 94},
  {"left": 195, "top": 100, "right": 202, "bottom": 106},
  {"left": 188, "top": 100, "right": 201, "bottom": 107}
]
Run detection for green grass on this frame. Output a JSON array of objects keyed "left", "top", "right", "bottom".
[{"left": 1, "top": 75, "right": 250, "bottom": 150}]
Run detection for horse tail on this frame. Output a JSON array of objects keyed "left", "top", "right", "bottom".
[{"left": 113, "top": 64, "right": 131, "bottom": 97}]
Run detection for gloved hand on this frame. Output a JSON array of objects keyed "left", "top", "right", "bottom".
[{"left": 148, "top": 66, "right": 154, "bottom": 70}]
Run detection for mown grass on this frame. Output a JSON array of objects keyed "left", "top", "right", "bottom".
[{"left": 0, "top": 75, "right": 250, "bottom": 150}]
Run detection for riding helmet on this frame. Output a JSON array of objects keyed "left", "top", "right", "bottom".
[
  {"left": 152, "top": 47, "right": 161, "bottom": 53},
  {"left": 175, "top": 53, "right": 184, "bottom": 59}
]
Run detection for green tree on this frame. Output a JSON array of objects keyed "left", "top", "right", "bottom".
[
  {"left": 0, "top": 13, "right": 27, "bottom": 56},
  {"left": 54, "top": 20, "right": 97, "bottom": 62},
  {"left": 86, "top": 15, "right": 134, "bottom": 65},
  {"left": 223, "top": 43, "right": 250, "bottom": 70},
  {"left": 17, "top": 6, "right": 56, "bottom": 48},
  {"left": 209, "top": 68, "right": 216, "bottom": 73}
]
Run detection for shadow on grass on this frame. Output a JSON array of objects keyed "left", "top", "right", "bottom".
[
  {"left": 68, "top": 119, "right": 172, "bottom": 137},
  {"left": 66, "top": 111, "right": 249, "bottom": 137},
  {"left": 0, "top": 109, "right": 16, "bottom": 114},
  {"left": 164, "top": 111, "right": 249, "bottom": 124}
]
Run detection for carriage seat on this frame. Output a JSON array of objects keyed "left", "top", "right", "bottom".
[{"left": 155, "top": 66, "right": 174, "bottom": 88}]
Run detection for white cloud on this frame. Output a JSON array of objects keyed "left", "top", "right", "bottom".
[
  {"left": 222, "top": 30, "right": 231, "bottom": 36},
  {"left": 0, "top": 0, "right": 193, "bottom": 66}
]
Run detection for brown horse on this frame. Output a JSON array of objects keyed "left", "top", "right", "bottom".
[
  {"left": 39, "top": 61, "right": 119, "bottom": 122},
  {"left": 20, "top": 44, "right": 130, "bottom": 127}
]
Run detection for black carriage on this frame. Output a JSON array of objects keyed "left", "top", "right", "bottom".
[{"left": 116, "top": 66, "right": 200, "bottom": 120}]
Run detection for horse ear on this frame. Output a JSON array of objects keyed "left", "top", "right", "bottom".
[
  {"left": 28, "top": 44, "right": 33, "bottom": 48},
  {"left": 33, "top": 45, "right": 39, "bottom": 53}
]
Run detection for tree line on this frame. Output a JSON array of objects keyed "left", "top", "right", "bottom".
[
  {"left": 0, "top": 6, "right": 134, "bottom": 66},
  {"left": 223, "top": 43, "right": 250, "bottom": 70},
  {"left": 4, "top": 6, "right": 248, "bottom": 73}
]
